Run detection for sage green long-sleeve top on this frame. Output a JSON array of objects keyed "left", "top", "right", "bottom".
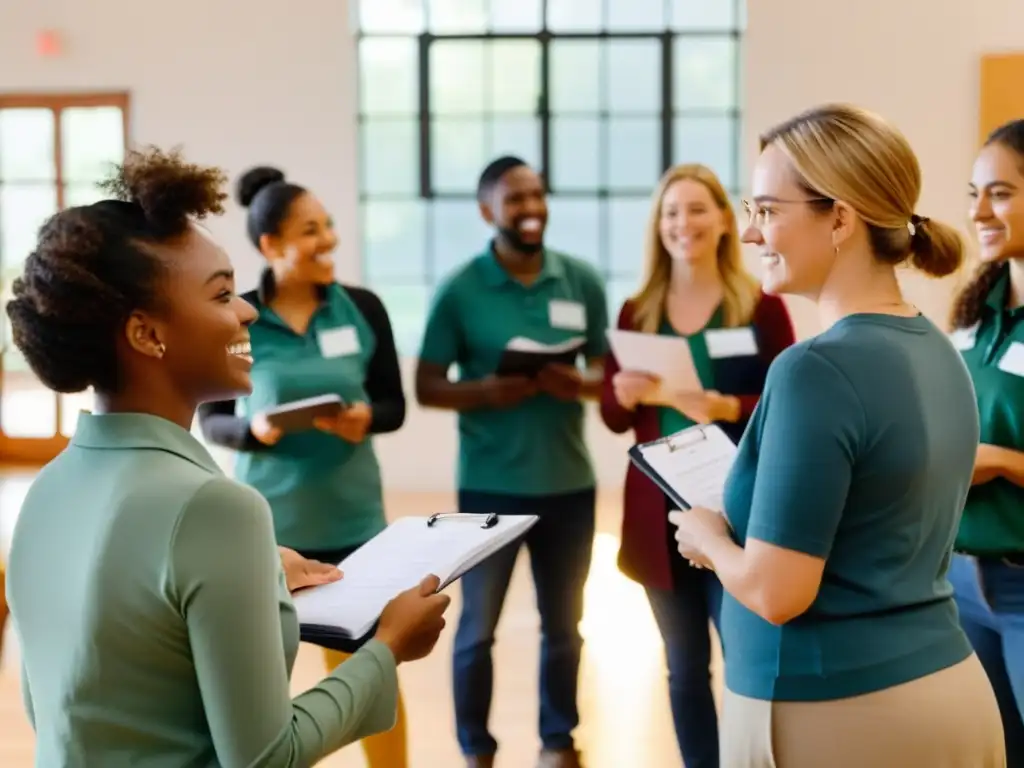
[{"left": 5, "top": 412, "right": 398, "bottom": 767}]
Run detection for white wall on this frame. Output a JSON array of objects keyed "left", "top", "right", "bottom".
[{"left": 1, "top": 0, "right": 1021, "bottom": 491}]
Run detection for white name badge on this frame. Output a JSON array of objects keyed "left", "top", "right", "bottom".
[
  {"left": 998, "top": 341, "right": 1024, "bottom": 377},
  {"left": 548, "top": 299, "right": 587, "bottom": 331},
  {"left": 318, "top": 326, "right": 360, "bottom": 358},
  {"left": 705, "top": 327, "right": 758, "bottom": 359},
  {"left": 949, "top": 323, "right": 979, "bottom": 352}
]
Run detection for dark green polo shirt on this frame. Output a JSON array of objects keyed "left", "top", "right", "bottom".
[
  {"left": 721, "top": 313, "right": 975, "bottom": 701},
  {"left": 236, "top": 284, "right": 386, "bottom": 551},
  {"left": 955, "top": 268, "right": 1024, "bottom": 554},
  {"left": 657, "top": 307, "right": 722, "bottom": 437},
  {"left": 419, "top": 248, "right": 609, "bottom": 496}
]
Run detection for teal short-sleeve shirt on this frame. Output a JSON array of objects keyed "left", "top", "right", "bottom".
[
  {"left": 721, "top": 313, "right": 976, "bottom": 701},
  {"left": 953, "top": 267, "right": 1024, "bottom": 554},
  {"left": 235, "top": 283, "right": 386, "bottom": 551},
  {"left": 418, "top": 247, "right": 608, "bottom": 496}
]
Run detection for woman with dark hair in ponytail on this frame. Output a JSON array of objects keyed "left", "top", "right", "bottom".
[{"left": 949, "top": 118, "right": 1024, "bottom": 765}]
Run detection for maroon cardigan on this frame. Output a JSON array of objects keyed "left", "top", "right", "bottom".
[{"left": 600, "top": 293, "right": 796, "bottom": 591}]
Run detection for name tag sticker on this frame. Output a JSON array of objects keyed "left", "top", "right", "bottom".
[
  {"left": 949, "top": 323, "right": 979, "bottom": 352},
  {"left": 998, "top": 341, "right": 1024, "bottom": 377},
  {"left": 705, "top": 327, "right": 758, "bottom": 359},
  {"left": 318, "top": 326, "right": 360, "bottom": 358},
  {"left": 549, "top": 299, "right": 587, "bottom": 331}
]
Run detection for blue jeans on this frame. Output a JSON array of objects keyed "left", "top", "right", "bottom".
[
  {"left": 452, "top": 488, "right": 596, "bottom": 757},
  {"left": 645, "top": 550, "right": 723, "bottom": 768},
  {"left": 949, "top": 553, "right": 1024, "bottom": 766}
]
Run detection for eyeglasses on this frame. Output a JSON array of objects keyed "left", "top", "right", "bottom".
[{"left": 740, "top": 197, "right": 833, "bottom": 228}]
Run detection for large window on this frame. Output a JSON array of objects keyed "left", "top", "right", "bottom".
[
  {"left": 0, "top": 93, "right": 128, "bottom": 457},
  {"left": 356, "top": 0, "right": 745, "bottom": 354}
]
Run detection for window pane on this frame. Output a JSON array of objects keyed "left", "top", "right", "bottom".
[
  {"left": 545, "top": 196, "right": 602, "bottom": 270},
  {"left": 359, "top": 38, "right": 419, "bottom": 115},
  {"left": 64, "top": 182, "right": 107, "bottom": 208},
  {"left": 432, "top": 118, "right": 486, "bottom": 194},
  {"left": 1, "top": 347, "right": 56, "bottom": 437},
  {"left": 670, "top": 0, "right": 738, "bottom": 29},
  {"left": 431, "top": 41, "right": 486, "bottom": 115},
  {"left": 489, "top": 40, "right": 541, "bottom": 114},
  {"left": 607, "top": 277, "right": 640, "bottom": 318},
  {"left": 550, "top": 41, "right": 601, "bottom": 114},
  {"left": 551, "top": 117, "right": 600, "bottom": 191},
  {"left": 674, "top": 37, "right": 738, "bottom": 111},
  {"left": 546, "top": 0, "right": 602, "bottom": 33},
  {"left": 606, "top": 40, "right": 662, "bottom": 114},
  {"left": 608, "top": 196, "right": 652, "bottom": 276},
  {"left": 359, "top": 0, "right": 425, "bottom": 33},
  {"left": 674, "top": 116, "right": 737, "bottom": 191},
  {"left": 607, "top": 117, "right": 660, "bottom": 190},
  {"left": 490, "top": 117, "right": 541, "bottom": 168},
  {"left": 362, "top": 200, "right": 428, "bottom": 282},
  {"left": 361, "top": 119, "right": 419, "bottom": 196},
  {"left": 377, "top": 283, "right": 430, "bottom": 356},
  {"left": 431, "top": 199, "right": 492, "bottom": 279},
  {"left": 0, "top": 109, "right": 55, "bottom": 182},
  {"left": 607, "top": 0, "right": 666, "bottom": 30},
  {"left": 490, "top": 0, "right": 542, "bottom": 31},
  {"left": 61, "top": 107, "right": 124, "bottom": 184},
  {"left": 1, "top": 184, "right": 57, "bottom": 277},
  {"left": 428, "top": 0, "right": 486, "bottom": 32}
]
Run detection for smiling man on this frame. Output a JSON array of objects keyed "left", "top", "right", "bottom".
[{"left": 415, "top": 156, "right": 608, "bottom": 768}]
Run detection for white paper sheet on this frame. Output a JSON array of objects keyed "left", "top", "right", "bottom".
[
  {"left": 607, "top": 329, "right": 703, "bottom": 392},
  {"left": 637, "top": 424, "right": 737, "bottom": 513}
]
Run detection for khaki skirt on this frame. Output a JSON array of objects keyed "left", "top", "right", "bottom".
[{"left": 721, "top": 653, "right": 1006, "bottom": 768}]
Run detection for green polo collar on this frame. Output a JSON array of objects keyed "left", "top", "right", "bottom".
[
  {"left": 72, "top": 412, "right": 222, "bottom": 475},
  {"left": 477, "top": 243, "right": 566, "bottom": 288}
]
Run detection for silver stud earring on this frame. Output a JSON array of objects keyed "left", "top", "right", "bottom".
[{"left": 155, "top": 342, "right": 166, "bottom": 358}]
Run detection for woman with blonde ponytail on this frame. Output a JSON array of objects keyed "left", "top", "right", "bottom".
[
  {"left": 667, "top": 104, "right": 1004, "bottom": 766},
  {"left": 600, "top": 163, "right": 794, "bottom": 767}
]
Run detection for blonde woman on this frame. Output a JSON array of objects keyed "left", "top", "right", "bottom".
[
  {"left": 669, "top": 104, "right": 1005, "bottom": 766},
  {"left": 600, "top": 163, "right": 794, "bottom": 767}
]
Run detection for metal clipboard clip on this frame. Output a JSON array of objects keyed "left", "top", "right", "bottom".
[
  {"left": 648, "top": 425, "right": 709, "bottom": 453},
  {"left": 426, "top": 512, "right": 499, "bottom": 529}
]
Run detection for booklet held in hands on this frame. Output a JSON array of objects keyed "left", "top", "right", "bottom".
[
  {"left": 496, "top": 336, "right": 586, "bottom": 378},
  {"left": 292, "top": 513, "right": 539, "bottom": 647}
]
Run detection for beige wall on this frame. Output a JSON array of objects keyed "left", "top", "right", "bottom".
[{"left": 1, "top": 0, "right": 1019, "bottom": 492}]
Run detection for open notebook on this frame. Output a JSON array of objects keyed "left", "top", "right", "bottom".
[{"left": 293, "top": 513, "right": 538, "bottom": 650}]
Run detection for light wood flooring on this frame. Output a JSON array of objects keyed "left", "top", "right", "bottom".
[{"left": 0, "top": 479, "right": 722, "bottom": 767}]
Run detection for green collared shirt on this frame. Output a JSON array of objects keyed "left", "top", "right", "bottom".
[
  {"left": 235, "top": 278, "right": 387, "bottom": 551},
  {"left": 955, "top": 267, "right": 1024, "bottom": 554},
  {"left": 419, "top": 247, "right": 609, "bottom": 496},
  {"left": 6, "top": 412, "right": 397, "bottom": 766}
]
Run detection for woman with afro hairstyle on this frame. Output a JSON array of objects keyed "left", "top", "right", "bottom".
[{"left": 2, "top": 147, "right": 449, "bottom": 767}]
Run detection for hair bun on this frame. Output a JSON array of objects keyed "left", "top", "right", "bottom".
[{"left": 236, "top": 166, "right": 286, "bottom": 208}]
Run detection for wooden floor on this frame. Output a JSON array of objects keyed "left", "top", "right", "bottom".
[{"left": 0, "top": 477, "right": 722, "bottom": 767}]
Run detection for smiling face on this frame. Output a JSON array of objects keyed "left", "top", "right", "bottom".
[
  {"left": 481, "top": 165, "right": 548, "bottom": 254},
  {"left": 970, "top": 142, "right": 1024, "bottom": 263},
  {"left": 658, "top": 178, "right": 726, "bottom": 267},
  {"left": 742, "top": 142, "right": 838, "bottom": 299},
  {"left": 261, "top": 192, "right": 338, "bottom": 286},
  {"left": 137, "top": 225, "right": 258, "bottom": 403}
]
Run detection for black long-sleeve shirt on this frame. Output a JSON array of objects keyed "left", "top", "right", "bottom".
[{"left": 197, "top": 283, "right": 405, "bottom": 451}]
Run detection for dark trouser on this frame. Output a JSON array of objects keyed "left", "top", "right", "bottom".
[
  {"left": 949, "top": 553, "right": 1024, "bottom": 767},
  {"left": 452, "top": 487, "right": 596, "bottom": 757},
  {"left": 643, "top": 509, "right": 723, "bottom": 768}
]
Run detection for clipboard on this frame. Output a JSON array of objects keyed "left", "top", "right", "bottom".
[
  {"left": 627, "top": 423, "right": 737, "bottom": 512},
  {"left": 293, "top": 512, "right": 539, "bottom": 650}
]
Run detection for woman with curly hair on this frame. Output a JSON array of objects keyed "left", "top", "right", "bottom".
[
  {"left": 3, "top": 147, "right": 450, "bottom": 766},
  {"left": 947, "top": 117, "right": 1024, "bottom": 765}
]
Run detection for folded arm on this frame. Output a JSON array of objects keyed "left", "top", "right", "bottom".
[{"left": 170, "top": 479, "right": 398, "bottom": 767}]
